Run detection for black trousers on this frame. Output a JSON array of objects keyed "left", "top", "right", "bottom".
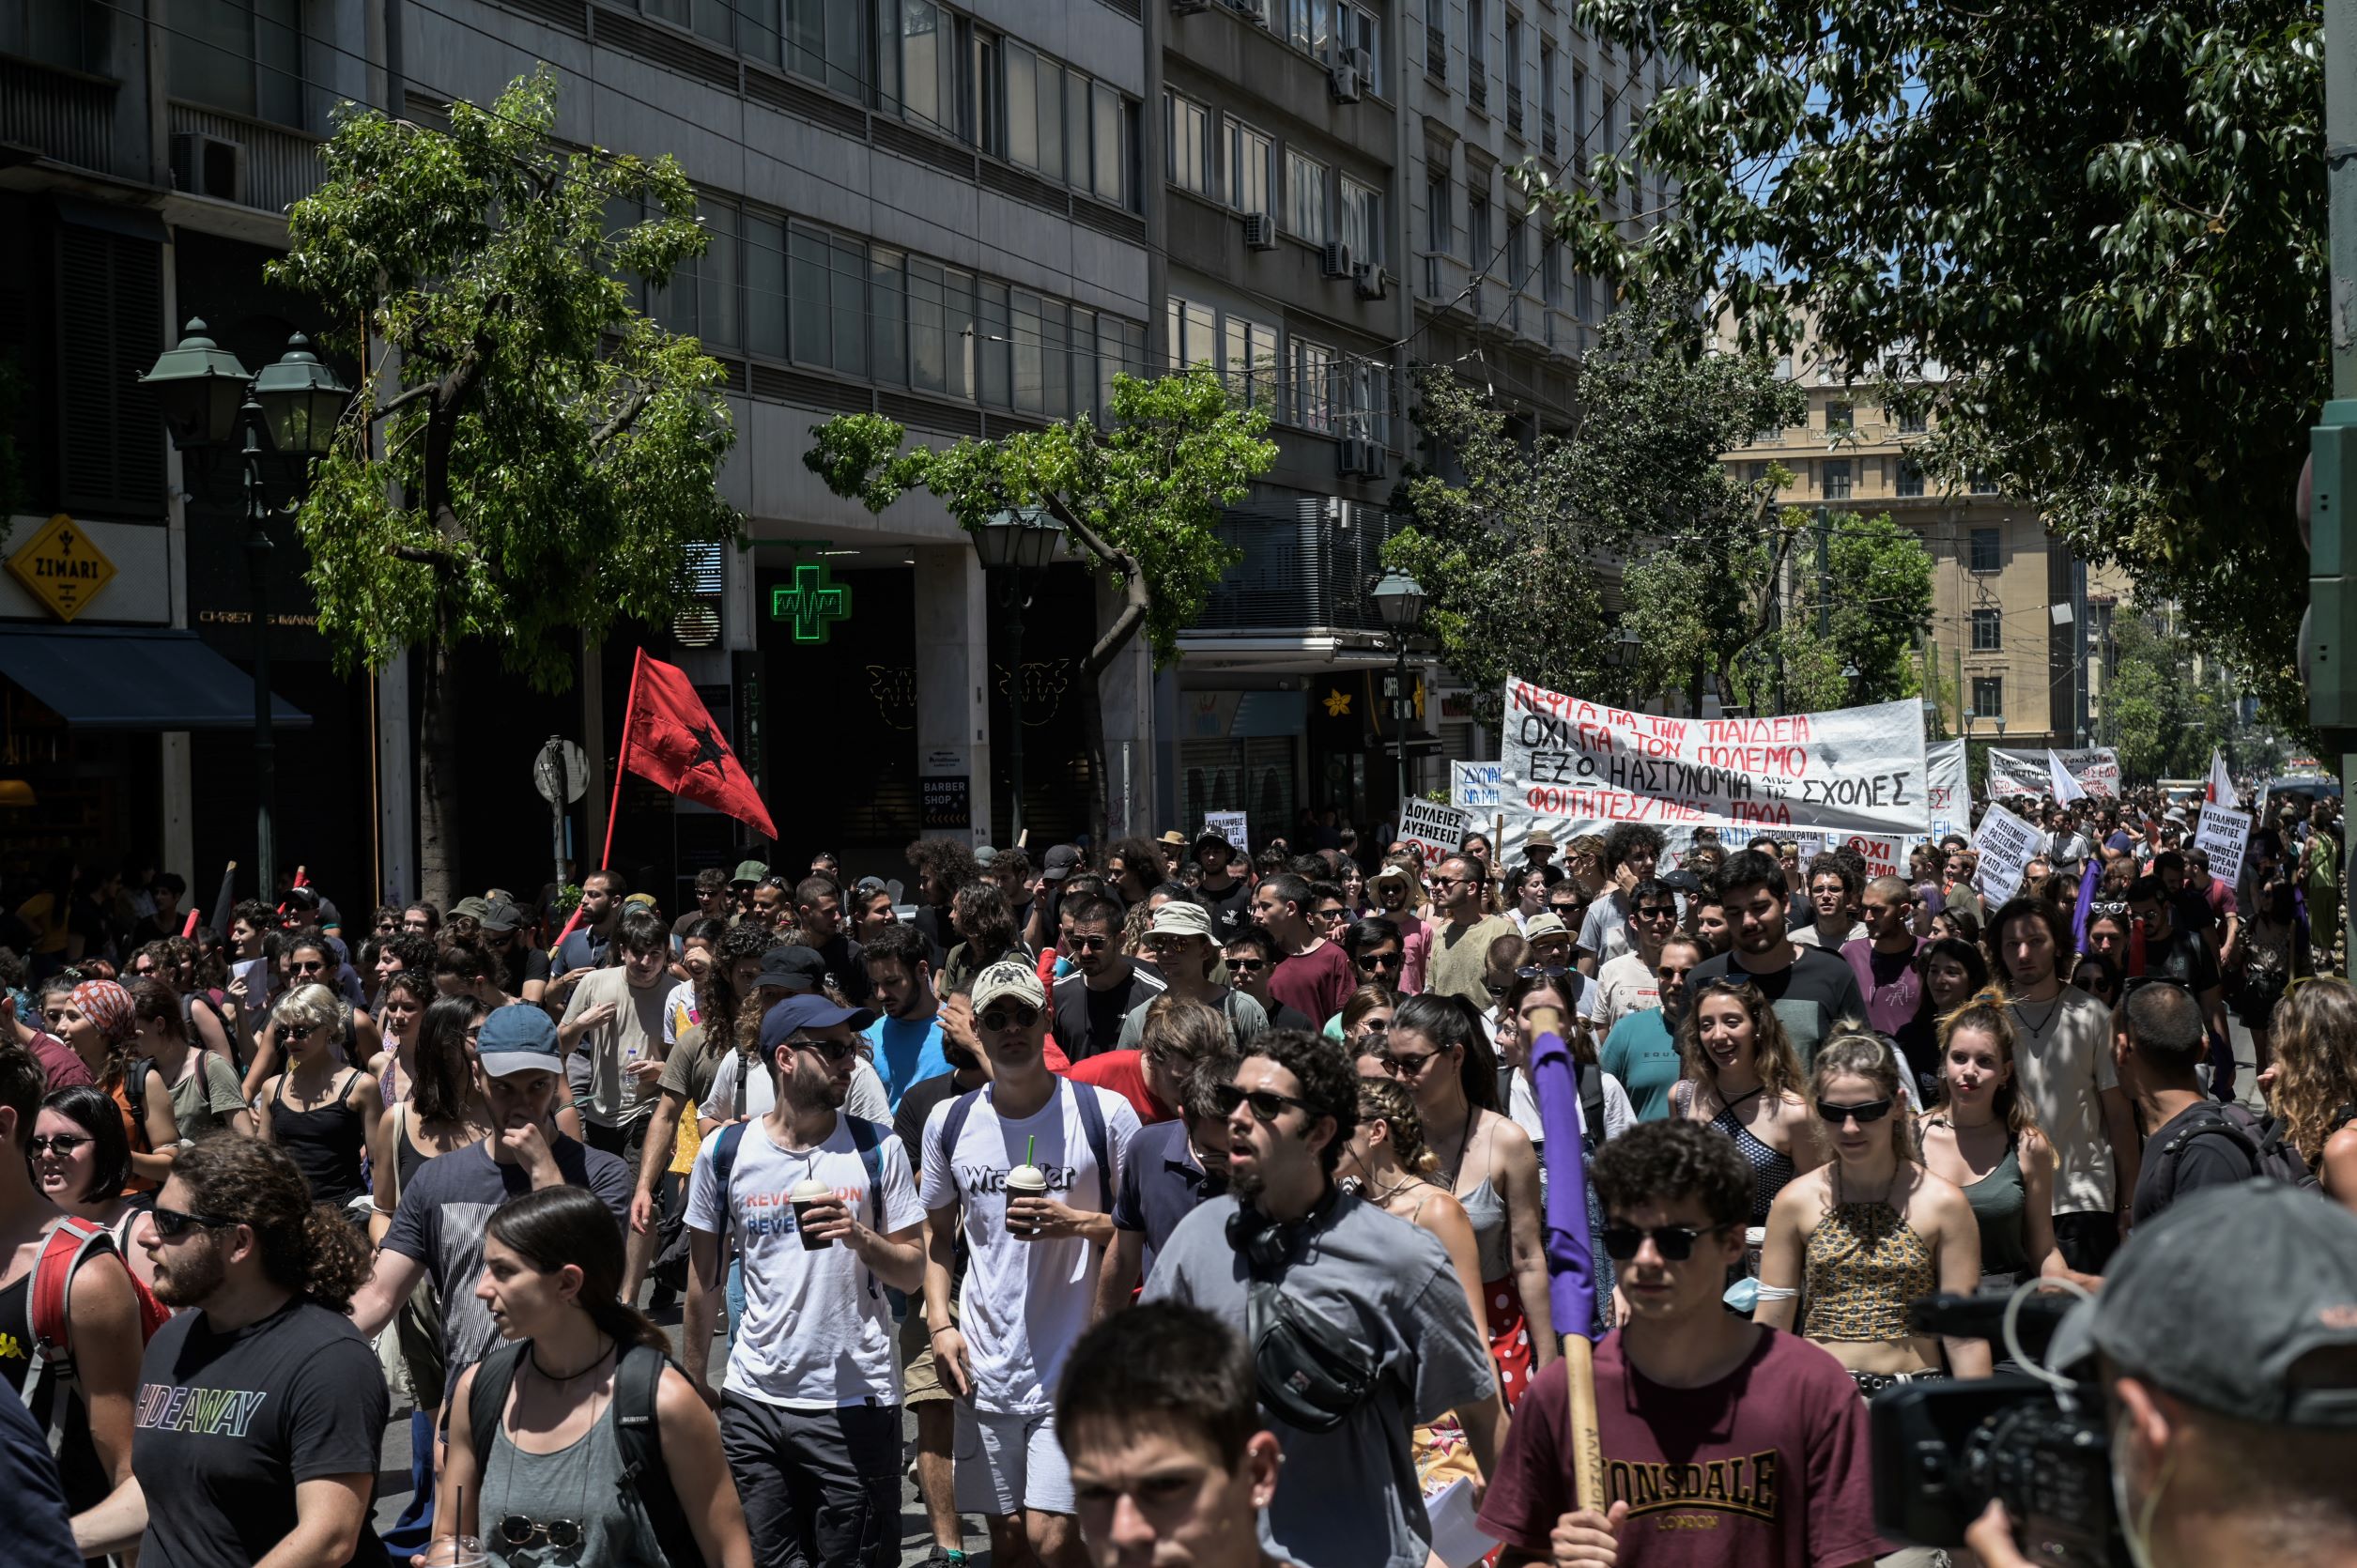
[{"left": 718, "top": 1394, "right": 901, "bottom": 1568}]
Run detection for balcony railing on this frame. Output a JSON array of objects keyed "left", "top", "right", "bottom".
[
  {"left": 1, "top": 54, "right": 116, "bottom": 172},
  {"left": 1192, "top": 501, "right": 1404, "bottom": 633}
]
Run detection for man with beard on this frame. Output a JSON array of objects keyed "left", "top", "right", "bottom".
[
  {"left": 1052, "top": 894, "right": 1168, "bottom": 1061},
  {"left": 1687, "top": 850, "right": 1867, "bottom": 1069},
  {"left": 70, "top": 1135, "right": 386, "bottom": 1568},
  {"left": 1966, "top": 1183, "right": 2357, "bottom": 1568},
  {"left": 1599, "top": 934, "right": 1705, "bottom": 1122},
  {"left": 684, "top": 992, "right": 925, "bottom": 1568},
  {"left": 1594, "top": 881, "right": 1681, "bottom": 1031},
  {"left": 861, "top": 921, "right": 948, "bottom": 1108},
  {"left": 1143, "top": 1031, "right": 1501, "bottom": 1568},
  {"left": 793, "top": 874, "right": 872, "bottom": 1007},
  {"left": 349, "top": 1008, "right": 632, "bottom": 1374},
  {"left": 1095, "top": 1058, "right": 1236, "bottom": 1313}
]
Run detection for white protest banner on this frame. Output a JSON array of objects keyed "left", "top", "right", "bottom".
[
  {"left": 1986, "top": 747, "right": 2120, "bottom": 800},
  {"left": 1397, "top": 797, "right": 1473, "bottom": 865},
  {"left": 2194, "top": 805, "right": 2252, "bottom": 887},
  {"left": 1496, "top": 678, "right": 1930, "bottom": 859},
  {"left": 1971, "top": 802, "right": 2045, "bottom": 904},
  {"left": 1202, "top": 810, "right": 1250, "bottom": 855},
  {"left": 1926, "top": 739, "right": 1970, "bottom": 844},
  {"left": 1451, "top": 761, "right": 1504, "bottom": 811}
]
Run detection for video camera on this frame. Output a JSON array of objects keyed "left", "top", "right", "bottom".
[{"left": 1868, "top": 1293, "right": 2128, "bottom": 1568}]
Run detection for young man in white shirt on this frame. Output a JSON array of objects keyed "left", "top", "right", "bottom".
[
  {"left": 922, "top": 960, "right": 1140, "bottom": 1568},
  {"left": 683, "top": 990, "right": 922, "bottom": 1567}
]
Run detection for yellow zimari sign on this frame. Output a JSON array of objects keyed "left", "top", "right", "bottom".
[
  {"left": 7, "top": 513, "right": 116, "bottom": 623},
  {"left": 1323, "top": 688, "right": 1353, "bottom": 717}
]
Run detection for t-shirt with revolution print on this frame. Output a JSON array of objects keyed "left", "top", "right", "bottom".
[
  {"left": 1477, "top": 1328, "right": 1884, "bottom": 1568},
  {"left": 919, "top": 1077, "right": 1139, "bottom": 1414},
  {"left": 130, "top": 1296, "right": 391, "bottom": 1568},
  {"left": 684, "top": 1112, "right": 925, "bottom": 1408}
]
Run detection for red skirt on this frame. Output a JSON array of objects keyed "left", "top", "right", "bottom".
[{"left": 1482, "top": 1274, "right": 1534, "bottom": 1410}]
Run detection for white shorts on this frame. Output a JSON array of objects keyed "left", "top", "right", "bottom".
[{"left": 952, "top": 1406, "right": 1072, "bottom": 1516}]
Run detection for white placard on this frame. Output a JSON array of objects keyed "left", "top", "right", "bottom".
[
  {"left": 1397, "top": 797, "right": 1474, "bottom": 866},
  {"left": 1972, "top": 802, "right": 2045, "bottom": 904},
  {"left": 1451, "top": 761, "right": 1503, "bottom": 811},
  {"left": 2194, "top": 805, "right": 2252, "bottom": 887},
  {"left": 1986, "top": 746, "right": 2120, "bottom": 800},
  {"left": 1925, "top": 739, "right": 1970, "bottom": 844},
  {"left": 1200, "top": 810, "right": 1250, "bottom": 855}
]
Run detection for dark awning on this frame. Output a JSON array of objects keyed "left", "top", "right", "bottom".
[{"left": 0, "top": 626, "right": 313, "bottom": 729}]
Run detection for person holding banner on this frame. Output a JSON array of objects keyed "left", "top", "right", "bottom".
[{"left": 1475, "top": 1120, "right": 1885, "bottom": 1567}]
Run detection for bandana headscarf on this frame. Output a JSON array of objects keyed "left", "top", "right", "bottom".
[{"left": 70, "top": 978, "right": 136, "bottom": 1044}]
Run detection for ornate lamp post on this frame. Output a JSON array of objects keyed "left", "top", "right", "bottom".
[
  {"left": 973, "top": 508, "right": 1066, "bottom": 843},
  {"left": 1371, "top": 570, "right": 1427, "bottom": 812}
]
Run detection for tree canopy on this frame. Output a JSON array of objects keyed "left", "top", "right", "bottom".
[{"left": 1546, "top": 0, "right": 2323, "bottom": 716}]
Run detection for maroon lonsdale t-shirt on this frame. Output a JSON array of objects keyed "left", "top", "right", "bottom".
[{"left": 1477, "top": 1329, "right": 1887, "bottom": 1567}]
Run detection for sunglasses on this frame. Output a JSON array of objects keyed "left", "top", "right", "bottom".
[
  {"left": 2089, "top": 900, "right": 2129, "bottom": 917},
  {"left": 1632, "top": 905, "right": 1679, "bottom": 922},
  {"left": 979, "top": 1005, "right": 1041, "bottom": 1031},
  {"left": 1355, "top": 951, "right": 1405, "bottom": 971},
  {"left": 150, "top": 1205, "right": 240, "bottom": 1238},
  {"left": 1381, "top": 1048, "right": 1442, "bottom": 1079},
  {"left": 1516, "top": 963, "right": 1571, "bottom": 980},
  {"left": 1816, "top": 1098, "right": 1896, "bottom": 1125},
  {"left": 1210, "top": 1082, "right": 1312, "bottom": 1123},
  {"left": 1067, "top": 935, "right": 1112, "bottom": 952},
  {"left": 498, "top": 1517, "right": 585, "bottom": 1552},
  {"left": 1430, "top": 875, "right": 1485, "bottom": 889},
  {"left": 1599, "top": 1222, "right": 1733, "bottom": 1262},
  {"left": 793, "top": 1038, "right": 862, "bottom": 1062},
  {"left": 1225, "top": 957, "right": 1267, "bottom": 974},
  {"left": 288, "top": 960, "right": 329, "bottom": 974},
  {"left": 29, "top": 1133, "right": 89, "bottom": 1156},
  {"left": 282, "top": 1022, "right": 322, "bottom": 1041}
]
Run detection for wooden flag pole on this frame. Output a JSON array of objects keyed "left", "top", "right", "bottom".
[{"left": 1562, "top": 1332, "right": 1607, "bottom": 1512}]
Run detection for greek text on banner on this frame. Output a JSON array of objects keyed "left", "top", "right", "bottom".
[{"left": 1498, "top": 678, "right": 1930, "bottom": 849}]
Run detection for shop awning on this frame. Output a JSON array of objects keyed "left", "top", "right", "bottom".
[{"left": 0, "top": 626, "right": 313, "bottom": 730}]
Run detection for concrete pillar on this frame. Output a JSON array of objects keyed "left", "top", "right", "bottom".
[
  {"left": 376, "top": 651, "right": 414, "bottom": 904},
  {"left": 912, "top": 546, "right": 991, "bottom": 847},
  {"left": 1096, "top": 573, "right": 1157, "bottom": 839}
]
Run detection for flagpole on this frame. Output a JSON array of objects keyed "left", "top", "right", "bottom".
[
  {"left": 553, "top": 648, "right": 643, "bottom": 955},
  {"left": 1562, "top": 1331, "right": 1606, "bottom": 1512},
  {"left": 1524, "top": 1003, "right": 1608, "bottom": 1515}
]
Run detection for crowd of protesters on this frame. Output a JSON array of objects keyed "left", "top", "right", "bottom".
[{"left": 1, "top": 792, "right": 2355, "bottom": 1568}]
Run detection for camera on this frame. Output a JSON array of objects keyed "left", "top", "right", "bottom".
[{"left": 1868, "top": 1293, "right": 2128, "bottom": 1568}]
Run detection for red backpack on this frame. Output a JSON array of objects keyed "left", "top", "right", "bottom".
[{"left": 24, "top": 1216, "right": 170, "bottom": 1437}]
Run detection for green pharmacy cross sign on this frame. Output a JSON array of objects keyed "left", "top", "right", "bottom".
[{"left": 769, "top": 562, "right": 854, "bottom": 643}]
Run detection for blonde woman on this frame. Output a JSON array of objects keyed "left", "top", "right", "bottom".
[
  {"left": 255, "top": 981, "right": 382, "bottom": 1212},
  {"left": 1756, "top": 1033, "right": 1991, "bottom": 1398},
  {"left": 1670, "top": 977, "right": 1823, "bottom": 1231},
  {"left": 2262, "top": 976, "right": 2357, "bottom": 1215}
]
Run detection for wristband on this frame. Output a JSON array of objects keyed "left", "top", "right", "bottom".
[{"left": 929, "top": 1323, "right": 957, "bottom": 1339}]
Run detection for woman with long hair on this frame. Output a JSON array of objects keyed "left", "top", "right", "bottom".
[
  {"left": 48, "top": 976, "right": 177, "bottom": 1191},
  {"left": 255, "top": 982, "right": 380, "bottom": 1212},
  {"left": 2263, "top": 976, "right": 2357, "bottom": 1215},
  {"left": 31, "top": 1084, "right": 171, "bottom": 1303},
  {"left": 1671, "top": 977, "right": 1821, "bottom": 1237},
  {"left": 1915, "top": 999, "right": 2096, "bottom": 1295},
  {"left": 126, "top": 975, "right": 251, "bottom": 1139},
  {"left": 1383, "top": 992, "right": 1555, "bottom": 1407},
  {"left": 131, "top": 936, "right": 241, "bottom": 1068},
  {"left": 2072, "top": 950, "right": 2123, "bottom": 1010},
  {"left": 432, "top": 1186, "right": 753, "bottom": 1568},
  {"left": 370, "top": 992, "right": 491, "bottom": 1246},
  {"left": 1338, "top": 983, "right": 1397, "bottom": 1056},
  {"left": 1894, "top": 935, "right": 1992, "bottom": 1105},
  {"left": 1755, "top": 1034, "right": 1991, "bottom": 1394},
  {"left": 367, "top": 969, "right": 434, "bottom": 1111}
]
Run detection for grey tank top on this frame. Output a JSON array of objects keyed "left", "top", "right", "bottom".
[
  {"left": 1457, "top": 1176, "right": 1512, "bottom": 1279},
  {"left": 479, "top": 1393, "right": 667, "bottom": 1568}
]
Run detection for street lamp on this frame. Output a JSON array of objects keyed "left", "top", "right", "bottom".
[
  {"left": 1372, "top": 570, "right": 1426, "bottom": 814},
  {"left": 973, "top": 507, "right": 1066, "bottom": 842},
  {"left": 141, "top": 322, "right": 350, "bottom": 898}
]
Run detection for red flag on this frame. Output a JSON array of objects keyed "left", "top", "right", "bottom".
[{"left": 620, "top": 650, "right": 777, "bottom": 840}]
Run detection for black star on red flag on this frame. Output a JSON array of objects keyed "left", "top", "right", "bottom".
[{"left": 619, "top": 650, "right": 777, "bottom": 840}]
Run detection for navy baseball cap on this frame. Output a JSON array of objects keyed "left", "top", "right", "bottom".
[
  {"left": 476, "top": 1007, "right": 563, "bottom": 1078},
  {"left": 754, "top": 945, "right": 830, "bottom": 993},
  {"left": 759, "top": 993, "right": 877, "bottom": 1056}
]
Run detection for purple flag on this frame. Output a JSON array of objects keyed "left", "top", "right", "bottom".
[
  {"left": 1528, "top": 1026, "right": 1598, "bottom": 1341},
  {"left": 2070, "top": 857, "right": 2100, "bottom": 950}
]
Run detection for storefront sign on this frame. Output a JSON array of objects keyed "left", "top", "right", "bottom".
[
  {"left": 920, "top": 774, "right": 970, "bottom": 828},
  {"left": 7, "top": 514, "right": 115, "bottom": 622},
  {"left": 768, "top": 562, "right": 853, "bottom": 643}
]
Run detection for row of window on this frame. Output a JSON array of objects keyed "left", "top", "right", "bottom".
[
  {"left": 1743, "top": 457, "right": 2000, "bottom": 503},
  {"left": 1421, "top": 175, "right": 1597, "bottom": 331},
  {"left": 612, "top": 196, "right": 1149, "bottom": 420},
  {"left": 1164, "top": 93, "right": 1384, "bottom": 260},
  {"left": 1165, "top": 296, "right": 1391, "bottom": 444},
  {"left": 1245, "top": 0, "right": 1384, "bottom": 85},
  {"left": 1754, "top": 401, "right": 1931, "bottom": 441},
  {"left": 1429, "top": 0, "right": 1659, "bottom": 167}
]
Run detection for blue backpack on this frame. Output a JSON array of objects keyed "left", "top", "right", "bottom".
[
  {"left": 938, "top": 1079, "right": 1113, "bottom": 1210},
  {"left": 707, "top": 1114, "right": 891, "bottom": 1250}
]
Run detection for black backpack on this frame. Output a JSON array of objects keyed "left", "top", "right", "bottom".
[
  {"left": 2153, "top": 1102, "right": 2320, "bottom": 1198},
  {"left": 468, "top": 1340, "right": 701, "bottom": 1567}
]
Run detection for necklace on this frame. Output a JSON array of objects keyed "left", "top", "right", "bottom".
[
  {"left": 2009, "top": 992, "right": 2064, "bottom": 1036},
  {"left": 530, "top": 1337, "right": 615, "bottom": 1384},
  {"left": 1368, "top": 1174, "right": 1427, "bottom": 1207}
]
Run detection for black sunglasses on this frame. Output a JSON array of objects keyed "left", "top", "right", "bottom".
[
  {"left": 1210, "top": 1082, "right": 1311, "bottom": 1123},
  {"left": 1816, "top": 1098, "right": 1896, "bottom": 1125},
  {"left": 1225, "top": 957, "right": 1268, "bottom": 974},
  {"left": 1599, "top": 1222, "right": 1733, "bottom": 1262},
  {"left": 29, "top": 1133, "right": 89, "bottom": 1156},
  {"left": 1516, "top": 963, "right": 1572, "bottom": 981},
  {"left": 1356, "top": 950, "right": 1405, "bottom": 971},
  {"left": 979, "top": 1005, "right": 1041, "bottom": 1031},
  {"left": 792, "top": 1038, "right": 861, "bottom": 1062},
  {"left": 151, "top": 1205, "right": 241, "bottom": 1238}
]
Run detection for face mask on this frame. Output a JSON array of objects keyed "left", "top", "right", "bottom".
[{"left": 2109, "top": 1408, "right": 2176, "bottom": 1568}]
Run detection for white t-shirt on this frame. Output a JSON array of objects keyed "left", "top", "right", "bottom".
[
  {"left": 1594, "top": 951, "right": 1661, "bottom": 1031},
  {"left": 662, "top": 978, "right": 698, "bottom": 1048},
  {"left": 919, "top": 1079, "right": 1140, "bottom": 1415},
  {"left": 685, "top": 1113, "right": 925, "bottom": 1408},
  {"left": 1790, "top": 920, "right": 1869, "bottom": 950},
  {"left": 704, "top": 1051, "right": 891, "bottom": 1126}
]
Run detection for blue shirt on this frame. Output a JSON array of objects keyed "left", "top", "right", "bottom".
[
  {"left": 1114, "top": 1118, "right": 1220, "bottom": 1272},
  {"left": 1599, "top": 1008, "right": 1684, "bottom": 1123},
  {"left": 866, "top": 1012, "right": 948, "bottom": 1109},
  {"left": 0, "top": 1378, "right": 77, "bottom": 1568}
]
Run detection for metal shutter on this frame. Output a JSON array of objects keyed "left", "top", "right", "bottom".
[{"left": 55, "top": 222, "right": 163, "bottom": 517}]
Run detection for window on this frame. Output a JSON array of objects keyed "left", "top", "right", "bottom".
[
  {"left": 1895, "top": 458, "right": 1925, "bottom": 498},
  {"left": 1334, "top": 1, "right": 1380, "bottom": 85},
  {"left": 1572, "top": 66, "right": 1588, "bottom": 160},
  {"left": 1467, "top": 192, "right": 1491, "bottom": 269},
  {"left": 1340, "top": 177, "right": 1382, "bottom": 267},
  {"left": 1540, "top": 237, "right": 1562, "bottom": 307},
  {"left": 880, "top": 0, "right": 958, "bottom": 137},
  {"left": 1970, "top": 677, "right": 2004, "bottom": 720},
  {"left": 1744, "top": 460, "right": 1772, "bottom": 486},
  {"left": 1293, "top": 337, "right": 1337, "bottom": 432},
  {"left": 1505, "top": 213, "right": 1526, "bottom": 326},
  {"left": 1090, "top": 83, "right": 1134, "bottom": 208},
  {"left": 1165, "top": 91, "right": 1213, "bottom": 196},
  {"left": 1504, "top": 14, "right": 1525, "bottom": 132},
  {"left": 909, "top": 258, "right": 975, "bottom": 398},
  {"left": 1822, "top": 458, "right": 1852, "bottom": 500},
  {"left": 1285, "top": 0, "right": 1330, "bottom": 56},
  {"left": 1972, "top": 608, "right": 2002, "bottom": 652},
  {"left": 1425, "top": 0, "right": 1446, "bottom": 80},
  {"left": 1002, "top": 42, "right": 1068, "bottom": 180},
  {"left": 784, "top": 0, "right": 864, "bottom": 98},
  {"left": 172, "top": 0, "right": 304, "bottom": 126},
  {"left": 1424, "top": 168, "right": 1450, "bottom": 297},
  {"left": 1825, "top": 400, "right": 1853, "bottom": 431},
  {"left": 1224, "top": 315, "right": 1281, "bottom": 409},
  {"left": 1752, "top": 415, "right": 1782, "bottom": 444},
  {"left": 746, "top": 212, "right": 788, "bottom": 359},
  {"left": 1969, "top": 469, "right": 1999, "bottom": 494},
  {"left": 1466, "top": 0, "right": 1487, "bottom": 107},
  {"left": 1898, "top": 407, "right": 1928, "bottom": 435},
  {"left": 2, "top": 0, "right": 102, "bottom": 71},
  {"left": 1167, "top": 297, "right": 1219, "bottom": 373},
  {"left": 1539, "top": 42, "right": 1558, "bottom": 153},
  {"left": 870, "top": 247, "right": 906, "bottom": 384},
  {"left": 1286, "top": 151, "right": 1329, "bottom": 243},
  {"left": 1229, "top": 122, "right": 1275, "bottom": 217},
  {"left": 1969, "top": 526, "right": 2002, "bottom": 572},
  {"left": 1340, "top": 355, "right": 1388, "bottom": 443},
  {"left": 1574, "top": 269, "right": 1593, "bottom": 323}
]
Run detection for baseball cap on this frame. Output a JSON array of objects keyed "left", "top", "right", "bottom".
[
  {"left": 1040, "top": 845, "right": 1082, "bottom": 883},
  {"left": 975, "top": 844, "right": 999, "bottom": 867},
  {"left": 973, "top": 958, "right": 1047, "bottom": 1014},
  {"left": 451, "top": 895, "right": 490, "bottom": 922},
  {"left": 753, "top": 945, "right": 829, "bottom": 993},
  {"left": 1524, "top": 829, "right": 1558, "bottom": 851},
  {"left": 1521, "top": 913, "right": 1571, "bottom": 944},
  {"left": 1148, "top": 901, "right": 1216, "bottom": 941},
  {"left": 479, "top": 899, "right": 523, "bottom": 933},
  {"left": 2051, "top": 1183, "right": 2357, "bottom": 1427},
  {"left": 476, "top": 1007, "right": 563, "bottom": 1078},
  {"left": 731, "top": 858, "right": 770, "bottom": 886},
  {"left": 1194, "top": 828, "right": 1235, "bottom": 858},
  {"left": 759, "top": 992, "right": 878, "bottom": 1055}
]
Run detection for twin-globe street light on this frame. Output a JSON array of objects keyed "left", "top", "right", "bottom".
[
  {"left": 972, "top": 508, "right": 1067, "bottom": 844},
  {"left": 1371, "top": 570, "right": 1427, "bottom": 814},
  {"left": 139, "top": 319, "right": 351, "bottom": 898}
]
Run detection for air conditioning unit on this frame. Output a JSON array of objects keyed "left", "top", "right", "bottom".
[
  {"left": 1242, "top": 211, "right": 1279, "bottom": 250},
  {"left": 1320, "top": 239, "right": 1354, "bottom": 278},
  {"left": 170, "top": 131, "right": 247, "bottom": 204},
  {"left": 1337, "top": 438, "right": 1386, "bottom": 479},
  {"left": 1329, "top": 64, "right": 1362, "bottom": 102},
  {"left": 1346, "top": 44, "right": 1373, "bottom": 79},
  {"left": 1173, "top": 0, "right": 1209, "bottom": 11},
  {"left": 1352, "top": 261, "right": 1388, "bottom": 300},
  {"left": 1222, "top": 0, "right": 1269, "bottom": 23}
]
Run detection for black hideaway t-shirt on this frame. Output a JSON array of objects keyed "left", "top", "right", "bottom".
[{"left": 133, "top": 1297, "right": 389, "bottom": 1568}]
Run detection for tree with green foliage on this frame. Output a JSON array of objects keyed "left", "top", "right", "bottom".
[
  {"left": 2101, "top": 602, "right": 2239, "bottom": 781},
  {"left": 1544, "top": 0, "right": 2321, "bottom": 718},
  {"left": 1385, "top": 299, "right": 1805, "bottom": 727},
  {"left": 269, "top": 69, "right": 738, "bottom": 906},
  {"left": 805, "top": 365, "right": 1276, "bottom": 839}
]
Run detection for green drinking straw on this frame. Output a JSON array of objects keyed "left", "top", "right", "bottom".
[{"left": 1025, "top": 1134, "right": 1037, "bottom": 1166}]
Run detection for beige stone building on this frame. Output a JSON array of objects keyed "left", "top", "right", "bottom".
[{"left": 1718, "top": 334, "right": 2130, "bottom": 747}]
